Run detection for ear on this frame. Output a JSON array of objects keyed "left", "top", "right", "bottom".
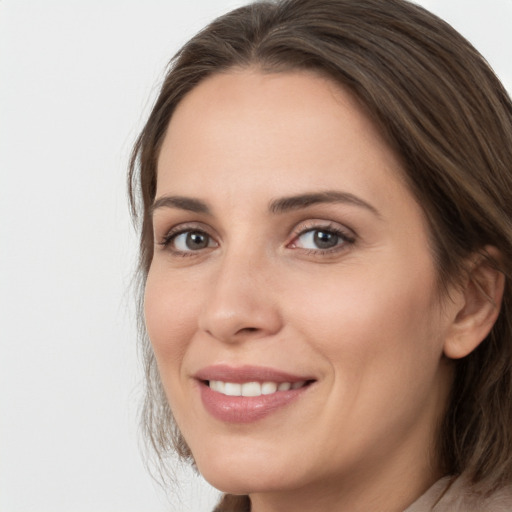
[{"left": 443, "top": 246, "right": 505, "bottom": 360}]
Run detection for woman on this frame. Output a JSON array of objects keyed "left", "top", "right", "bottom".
[{"left": 129, "top": 0, "right": 512, "bottom": 510}]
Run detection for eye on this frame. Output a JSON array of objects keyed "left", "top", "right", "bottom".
[
  {"left": 296, "top": 229, "right": 340, "bottom": 249},
  {"left": 161, "top": 228, "right": 218, "bottom": 254},
  {"left": 288, "top": 223, "right": 355, "bottom": 253}
]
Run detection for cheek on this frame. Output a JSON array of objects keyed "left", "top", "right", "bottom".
[
  {"left": 287, "top": 254, "right": 442, "bottom": 378},
  {"left": 284, "top": 257, "right": 447, "bottom": 457},
  {"left": 144, "top": 266, "right": 199, "bottom": 375}
]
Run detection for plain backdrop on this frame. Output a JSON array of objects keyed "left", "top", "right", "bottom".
[{"left": 1, "top": 1, "right": 511, "bottom": 511}]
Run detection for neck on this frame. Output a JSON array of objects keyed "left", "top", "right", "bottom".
[
  {"left": 248, "top": 429, "right": 444, "bottom": 512},
  {"left": 249, "top": 467, "right": 442, "bottom": 512}
]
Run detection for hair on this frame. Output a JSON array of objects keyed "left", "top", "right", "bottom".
[{"left": 128, "top": 0, "right": 512, "bottom": 498}]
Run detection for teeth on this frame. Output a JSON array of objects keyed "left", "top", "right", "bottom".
[
  {"left": 261, "top": 382, "right": 277, "bottom": 395},
  {"left": 241, "top": 382, "right": 261, "bottom": 397},
  {"left": 210, "top": 380, "right": 225, "bottom": 393},
  {"left": 209, "top": 380, "right": 306, "bottom": 397},
  {"left": 224, "top": 382, "right": 242, "bottom": 396}
]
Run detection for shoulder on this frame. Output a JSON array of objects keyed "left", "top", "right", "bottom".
[
  {"left": 406, "top": 475, "right": 512, "bottom": 512},
  {"left": 435, "top": 477, "right": 512, "bottom": 512}
]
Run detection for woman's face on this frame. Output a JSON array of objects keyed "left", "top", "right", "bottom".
[{"left": 145, "top": 70, "right": 456, "bottom": 504}]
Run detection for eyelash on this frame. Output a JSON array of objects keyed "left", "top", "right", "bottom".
[
  {"left": 289, "top": 222, "right": 356, "bottom": 255},
  {"left": 158, "top": 223, "right": 216, "bottom": 257},
  {"left": 158, "top": 221, "right": 356, "bottom": 257}
]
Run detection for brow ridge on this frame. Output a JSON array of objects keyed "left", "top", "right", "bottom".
[
  {"left": 151, "top": 190, "right": 379, "bottom": 217},
  {"left": 151, "top": 195, "right": 211, "bottom": 215},
  {"left": 268, "top": 191, "right": 380, "bottom": 216}
]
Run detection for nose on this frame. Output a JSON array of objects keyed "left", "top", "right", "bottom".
[{"left": 197, "top": 250, "right": 283, "bottom": 344}]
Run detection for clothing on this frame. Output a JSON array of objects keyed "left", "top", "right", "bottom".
[
  {"left": 405, "top": 475, "right": 512, "bottom": 512},
  {"left": 215, "top": 476, "right": 512, "bottom": 511}
]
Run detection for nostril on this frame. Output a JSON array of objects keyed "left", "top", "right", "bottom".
[{"left": 235, "top": 327, "right": 260, "bottom": 335}]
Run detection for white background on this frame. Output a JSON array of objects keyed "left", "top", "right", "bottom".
[{"left": 1, "top": 1, "right": 511, "bottom": 511}]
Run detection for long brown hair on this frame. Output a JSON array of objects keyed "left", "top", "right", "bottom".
[{"left": 129, "top": 0, "right": 512, "bottom": 494}]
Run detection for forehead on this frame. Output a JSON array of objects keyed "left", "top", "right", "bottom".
[{"left": 156, "top": 69, "right": 410, "bottom": 215}]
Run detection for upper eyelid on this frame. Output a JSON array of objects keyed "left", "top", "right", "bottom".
[
  {"left": 291, "top": 219, "right": 356, "bottom": 237},
  {"left": 157, "top": 221, "right": 215, "bottom": 237}
]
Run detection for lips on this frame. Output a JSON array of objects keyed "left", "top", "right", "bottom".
[{"left": 194, "top": 365, "right": 315, "bottom": 423}]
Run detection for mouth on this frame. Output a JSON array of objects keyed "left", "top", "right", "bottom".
[
  {"left": 194, "top": 365, "right": 316, "bottom": 423},
  {"left": 206, "top": 379, "right": 311, "bottom": 397}
]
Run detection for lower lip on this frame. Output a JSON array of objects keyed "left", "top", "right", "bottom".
[{"left": 198, "top": 382, "right": 310, "bottom": 423}]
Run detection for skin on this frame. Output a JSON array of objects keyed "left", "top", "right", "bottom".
[{"left": 145, "top": 70, "right": 467, "bottom": 512}]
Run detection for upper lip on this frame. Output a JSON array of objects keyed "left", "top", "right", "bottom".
[{"left": 194, "top": 364, "right": 315, "bottom": 384}]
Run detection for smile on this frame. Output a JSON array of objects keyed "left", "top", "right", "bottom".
[
  {"left": 195, "top": 365, "right": 315, "bottom": 423},
  {"left": 208, "top": 380, "right": 307, "bottom": 396}
]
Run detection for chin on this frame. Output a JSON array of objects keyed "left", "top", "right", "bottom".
[{"left": 192, "top": 442, "right": 304, "bottom": 495}]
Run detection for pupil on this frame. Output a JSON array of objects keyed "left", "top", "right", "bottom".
[
  {"left": 186, "top": 232, "right": 208, "bottom": 250},
  {"left": 314, "top": 230, "right": 338, "bottom": 249}
]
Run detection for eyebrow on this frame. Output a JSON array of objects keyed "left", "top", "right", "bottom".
[
  {"left": 151, "top": 196, "right": 211, "bottom": 215},
  {"left": 151, "top": 190, "right": 380, "bottom": 217},
  {"left": 268, "top": 191, "right": 380, "bottom": 217}
]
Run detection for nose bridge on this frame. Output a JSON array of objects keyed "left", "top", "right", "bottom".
[{"left": 198, "top": 240, "right": 282, "bottom": 343}]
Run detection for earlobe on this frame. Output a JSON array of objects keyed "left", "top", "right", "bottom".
[{"left": 443, "top": 247, "right": 505, "bottom": 360}]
